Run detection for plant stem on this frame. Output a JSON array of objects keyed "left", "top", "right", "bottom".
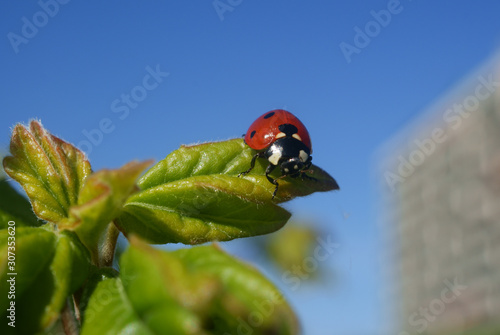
[
  {"left": 100, "top": 222, "right": 120, "bottom": 267},
  {"left": 72, "top": 294, "right": 81, "bottom": 324},
  {"left": 61, "top": 298, "right": 79, "bottom": 335}
]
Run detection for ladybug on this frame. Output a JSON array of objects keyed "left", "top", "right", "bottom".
[{"left": 238, "top": 109, "right": 315, "bottom": 198}]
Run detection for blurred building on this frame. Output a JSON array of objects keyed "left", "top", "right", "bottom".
[{"left": 378, "top": 53, "right": 500, "bottom": 335}]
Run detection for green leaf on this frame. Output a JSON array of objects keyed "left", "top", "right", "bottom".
[
  {"left": 0, "top": 227, "right": 90, "bottom": 334},
  {"left": 0, "top": 178, "right": 40, "bottom": 229},
  {"left": 174, "top": 244, "right": 300, "bottom": 335},
  {"left": 81, "top": 278, "right": 155, "bottom": 335},
  {"left": 79, "top": 266, "right": 119, "bottom": 320},
  {"left": 119, "top": 237, "right": 219, "bottom": 334},
  {"left": 265, "top": 223, "right": 320, "bottom": 278},
  {"left": 138, "top": 138, "right": 254, "bottom": 190},
  {"left": 82, "top": 237, "right": 299, "bottom": 335},
  {"left": 41, "top": 230, "right": 91, "bottom": 327},
  {"left": 82, "top": 256, "right": 201, "bottom": 335},
  {"left": 138, "top": 138, "right": 338, "bottom": 200},
  {"left": 0, "top": 227, "right": 56, "bottom": 312},
  {"left": 117, "top": 174, "right": 292, "bottom": 244},
  {"left": 116, "top": 139, "right": 338, "bottom": 244},
  {"left": 58, "top": 160, "right": 152, "bottom": 261},
  {"left": 120, "top": 237, "right": 221, "bottom": 312},
  {"left": 2, "top": 120, "right": 91, "bottom": 222}
]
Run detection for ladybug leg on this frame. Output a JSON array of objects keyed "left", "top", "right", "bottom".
[
  {"left": 238, "top": 152, "right": 265, "bottom": 177},
  {"left": 264, "top": 164, "right": 280, "bottom": 199},
  {"left": 300, "top": 160, "right": 317, "bottom": 181},
  {"left": 300, "top": 170, "right": 317, "bottom": 182}
]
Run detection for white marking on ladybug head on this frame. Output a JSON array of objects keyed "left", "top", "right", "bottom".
[
  {"left": 284, "top": 167, "right": 290, "bottom": 173},
  {"left": 299, "top": 150, "right": 308, "bottom": 163},
  {"left": 292, "top": 133, "right": 302, "bottom": 141},
  {"left": 294, "top": 164, "right": 299, "bottom": 170},
  {"left": 275, "top": 132, "right": 286, "bottom": 139},
  {"left": 268, "top": 150, "right": 282, "bottom": 166}
]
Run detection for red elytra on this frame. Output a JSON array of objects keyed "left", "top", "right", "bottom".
[{"left": 243, "top": 109, "right": 312, "bottom": 152}]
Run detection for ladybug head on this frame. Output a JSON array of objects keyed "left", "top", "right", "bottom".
[{"left": 279, "top": 154, "right": 312, "bottom": 176}]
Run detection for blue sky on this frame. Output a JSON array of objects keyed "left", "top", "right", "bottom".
[{"left": 2, "top": 1, "right": 500, "bottom": 334}]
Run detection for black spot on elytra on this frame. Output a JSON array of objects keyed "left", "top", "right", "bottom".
[
  {"left": 250, "top": 130, "right": 256, "bottom": 138},
  {"left": 263, "top": 112, "right": 275, "bottom": 119},
  {"left": 278, "top": 123, "right": 298, "bottom": 136}
]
